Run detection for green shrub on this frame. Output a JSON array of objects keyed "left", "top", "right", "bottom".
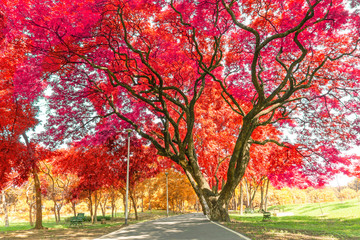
[
  {"left": 65, "top": 215, "right": 111, "bottom": 222},
  {"left": 84, "top": 216, "right": 112, "bottom": 221}
]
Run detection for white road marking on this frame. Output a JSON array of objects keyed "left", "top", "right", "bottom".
[{"left": 206, "top": 215, "right": 252, "bottom": 240}]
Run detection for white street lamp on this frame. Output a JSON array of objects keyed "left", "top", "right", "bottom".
[
  {"left": 125, "top": 129, "right": 132, "bottom": 225},
  {"left": 165, "top": 172, "right": 169, "bottom": 217}
]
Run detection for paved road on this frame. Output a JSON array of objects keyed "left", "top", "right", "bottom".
[{"left": 95, "top": 213, "right": 251, "bottom": 240}]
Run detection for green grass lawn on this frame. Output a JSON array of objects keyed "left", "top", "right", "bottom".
[
  {"left": 227, "top": 199, "right": 360, "bottom": 240},
  {"left": 0, "top": 210, "right": 176, "bottom": 232},
  {"left": 0, "top": 210, "right": 179, "bottom": 239}
]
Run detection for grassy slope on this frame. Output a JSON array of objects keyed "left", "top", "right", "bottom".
[{"left": 227, "top": 199, "right": 360, "bottom": 240}]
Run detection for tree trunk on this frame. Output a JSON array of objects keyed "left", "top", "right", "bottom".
[
  {"left": 240, "top": 182, "right": 243, "bottom": 215},
  {"left": 170, "top": 119, "right": 254, "bottom": 221},
  {"left": 130, "top": 195, "right": 138, "bottom": 220},
  {"left": 26, "top": 193, "right": 35, "bottom": 226},
  {"left": 71, "top": 201, "right": 77, "bottom": 216},
  {"left": 129, "top": 198, "right": 132, "bottom": 219},
  {"left": 110, "top": 188, "right": 116, "bottom": 219},
  {"left": 234, "top": 194, "right": 237, "bottom": 211},
  {"left": 29, "top": 204, "right": 34, "bottom": 226},
  {"left": 183, "top": 170, "right": 233, "bottom": 222},
  {"left": 264, "top": 179, "right": 270, "bottom": 211},
  {"left": 2, "top": 192, "right": 9, "bottom": 227},
  {"left": 122, "top": 192, "right": 126, "bottom": 217},
  {"left": 93, "top": 191, "right": 101, "bottom": 223},
  {"left": 100, "top": 192, "right": 108, "bottom": 217},
  {"left": 88, "top": 191, "right": 94, "bottom": 223},
  {"left": 53, "top": 202, "right": 58, "bottom": 223},
  {"left": 111, "top": 195, "right": 115, "bottom": 218},
  {"left": 100, "top": 202, "right": 106, "bottom": 217},
  {"left": 244, "top": 181, "right": 249, "bottom": 208},
  {"left": 250, "top": 184, "right": 258, "bottom": 210},
  {"left": 56, "top": 205, "right": 61, "bottom": 223},
  {"left": 33, "top": 169, "right": 43, "bottom": 229},
  {"left": 260, "top": 178, "right": 265, "bottom": 211},
  {"left": 22, "top": 133, "right": 43, "bottom": 229}
]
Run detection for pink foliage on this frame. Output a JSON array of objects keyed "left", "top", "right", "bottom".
[{"left": 3, "top": 0, "right": 360, "bottom": 191}]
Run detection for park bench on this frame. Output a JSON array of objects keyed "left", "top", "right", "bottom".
[
  {"left": 262, "top": 211, "right": 271, "bottom": 221},
  {"left": 70, "top": 213, "right": 85, "bottom": 227}
]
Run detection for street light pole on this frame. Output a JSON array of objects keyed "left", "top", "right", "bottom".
[
  {"left": 125, "top": 129, "right": 132, "bottom": 225},
  {"left": 165, "top": 172, "right": 169, "bottom": 217}
]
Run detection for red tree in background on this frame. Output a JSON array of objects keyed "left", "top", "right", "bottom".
[
  {"left": 4, "top": 0, "right": 360, "bottom": 221},
  {"left": 54, "top": 135, "right": 164, "bottom": 222},
  {"left": 0, "top": 7, "right": 37, "bottom": 190},
  {"left": 0, "top": 5, "right": 47, "bottom": 228}
]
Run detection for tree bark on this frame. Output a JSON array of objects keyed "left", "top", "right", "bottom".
[
  {"left": 264, "top": 179, "right": 270, "bottom": 211},
  {"left": 100, "top": 202, "right": 106, "bottom": 217},
  {"left": 22, "top": 133, "right": 43, "bottom": 229},
  {"left": 260, "top": 178, "right": 265, "bottom": 211},
  {"left": 2, "top": 191, "right": 9, "bottom": 227},
  {"left": 240, "top": 181, "right": 243, "bottom": 215},
  {"left": 29, "top": 204, "right": 33, "bottom": 226},
  {"left": 130, "top": 195, "right": 138, "bottom": 220},
  {"left": 88, "top": 191, "right": 94, "bottom": 223},
  {"left": 71, "top": 201, "right": 77, "bottom": 216},
  {"left": 93, "top": 191, "right": 101, "bottom": 223},
  {"left": 56, "top": 205, "right": 62, "bottom": 223},
  {"left": 100, "top": 191, "right": 108, "bottom": 217},
  {"left": 110, "top": 194, "right": 116, "bottom": 219},
  {"left": 121, "top": 192, "right": 126, "bottom": 217},
  {"left": 33, "top": 169, "right": 43, "bottom": 229},
  {"left": 26, "top": 190, "right": 34, "bottom": 226},
  {"left": 53, "top": 202, "right": 58, "bottom": 223}
]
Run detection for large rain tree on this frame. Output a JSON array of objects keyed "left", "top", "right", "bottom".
[{"left": 4, "top": 0, "right": 360, "bottom": 221}]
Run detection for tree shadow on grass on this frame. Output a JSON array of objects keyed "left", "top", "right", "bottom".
[
  {"left": 0, "top": 212, "right": 171, "bottom": 239},
  {"left": 0, "top": 222, "right": 127, "bottom": 239}
]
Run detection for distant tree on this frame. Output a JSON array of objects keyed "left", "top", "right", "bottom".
[
  {"left": 337, "top": 188, "right": 358, "bottom": 201},
  {"left": 150, "top": 170, "right": 197, "bottom": 213},
  {"left": 348, "top": 178, "right": 360, "bottom": 192}
]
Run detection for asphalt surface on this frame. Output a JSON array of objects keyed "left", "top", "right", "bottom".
[{"left": 95, "top": 213, "right": 251, "bottom": 240}]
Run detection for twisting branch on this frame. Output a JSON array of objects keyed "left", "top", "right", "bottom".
[{"left": 250, "top": 139, "right": 289, "bottom": 148}]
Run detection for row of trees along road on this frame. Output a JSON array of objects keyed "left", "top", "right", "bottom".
[
  {"left": 2, "top": 172, "right": 360, "bottom": 227},
  {"left": 2, "top": 0, "right": 360, "bottom": 222}
]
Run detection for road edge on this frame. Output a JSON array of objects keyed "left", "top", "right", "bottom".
[{"left": 205, "top": 215, "right": 252, "bottom": 240}]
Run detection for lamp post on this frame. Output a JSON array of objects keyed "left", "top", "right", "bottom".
[
  {"left": 165, "top": 172, "right": 169, "bottom": 217},
  {"left": 125, "top": 129, "right": 132, "bottom": 225}
]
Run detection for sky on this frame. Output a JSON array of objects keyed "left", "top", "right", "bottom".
[
  {"left": 327, "top": 147, "right": 360, "bottom": 187},
  {"left": 328, "top": 174, "right": 354, "bottom": 187}
]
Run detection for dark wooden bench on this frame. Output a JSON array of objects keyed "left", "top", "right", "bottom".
[
  {"left": 70, "top": 213, "right": 85, "bottom": 227},
  {"left": 263, "top": 211, "right": 271, "bottom": 221}
]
